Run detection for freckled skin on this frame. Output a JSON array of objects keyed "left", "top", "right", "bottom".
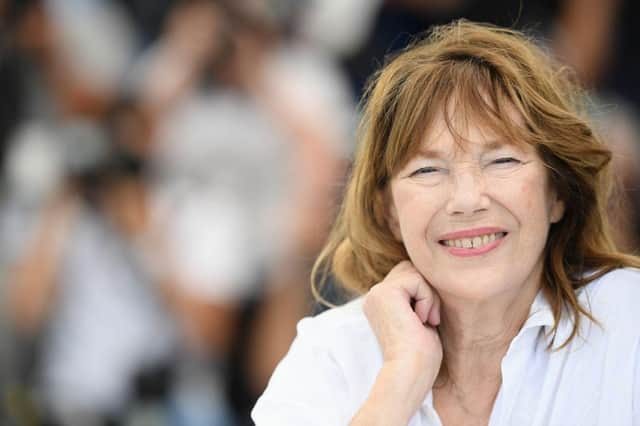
[{"left": 388, "top": 117, "right": 565, "bottom": 305}]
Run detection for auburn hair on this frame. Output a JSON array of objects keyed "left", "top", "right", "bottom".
[{"left": 312, "top": 20, "right": 640, "bottom": 346}]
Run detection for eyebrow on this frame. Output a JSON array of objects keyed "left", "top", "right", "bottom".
[{"left": 416, "top": 139, "right": 508, "bottom": 159}]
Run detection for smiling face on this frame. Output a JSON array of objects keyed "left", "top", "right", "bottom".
[{"left": 388, "top": 113, "right": 565, "bottom": 303}]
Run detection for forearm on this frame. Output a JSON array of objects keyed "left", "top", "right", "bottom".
[{"left": 351, "top": 360, "right": 435, "bottom": 426}]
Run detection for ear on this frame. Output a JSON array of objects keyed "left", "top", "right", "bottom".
[{"left": 549, "top": 196, "right": 565, "bottom": 224}]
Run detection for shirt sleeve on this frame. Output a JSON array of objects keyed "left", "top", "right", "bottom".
[{"left": 251, "top": 317, "right": 351, "bottom": 425}]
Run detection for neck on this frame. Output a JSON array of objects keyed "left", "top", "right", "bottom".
[{"left": 435, "top": 276, "right": 540, "bottom": 387}]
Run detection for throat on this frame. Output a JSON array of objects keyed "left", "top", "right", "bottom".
[
  {"left": 433, "top": 372, "right": 502, "bottom": 426},
  {"left": 432, "top": 341, "right": 506, "bottom": 423}
]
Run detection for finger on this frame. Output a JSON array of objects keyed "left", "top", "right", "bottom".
[
  {"left": 396, "top": 263, "right": 440, "bottom": 324},
  {"left": 388, "top": 261, "right": 434, "bottom": 307},
  {"left": 427, "top": 290, "right": 441, "bottom": 326},
  {"left": 400, "top": 270, "right": 432, "bottom": 305},
  {"left": 389, "top": 260, "right": 414, "bottom": 274},
  {"left": 408, "top": 280, "right": 434, "bottom": 323},
  {"left": 413, "top": 297, "right": 430, "bottom": 323}
]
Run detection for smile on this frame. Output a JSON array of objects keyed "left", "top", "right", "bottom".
[{"left": 440, "top": 232, "right": 508, "bottom": 249}]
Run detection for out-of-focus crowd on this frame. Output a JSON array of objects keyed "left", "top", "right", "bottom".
[{"left": 0, "top": 0, "right": 638, "bottom": 425}]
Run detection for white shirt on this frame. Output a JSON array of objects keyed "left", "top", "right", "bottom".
[{"left": 252, "top": 268, "right": 640, "bottom": 425}]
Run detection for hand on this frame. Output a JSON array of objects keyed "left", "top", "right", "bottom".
[
  {"left": 351, "top": 261, "right": 443, "bottom": 425},
  {"left": 363, "top": 260, "right": 443, "bottom": 383}
]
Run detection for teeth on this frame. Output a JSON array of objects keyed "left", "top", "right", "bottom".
[{"left": 442, "top": 232, "right": 505, "bottom": 249}]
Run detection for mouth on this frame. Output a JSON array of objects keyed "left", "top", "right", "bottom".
[{"left": 438, "top": 231, "right": 508, "bottom": 249}]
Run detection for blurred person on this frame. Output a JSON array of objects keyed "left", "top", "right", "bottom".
[
  {"left": 126, "top": 2, "right": 283, "bottom": 416},
  {"left": 0, "top": 2, "right": 140, "bottom": 421},
  {"left": 207, "top": 0, "right": 355, "bottom": 405},
  {"left": 128, "top": 1, "right": 355, "bottom": 422},
  {"left": 252, "top": 21, "right": 640, "bottom": 425},
  {"left": 105, "top": 3, "right": 286, "bottom": 423},
  {"left": 7, "top": 134, "right": 179, "bottom": 424},
  {"left": 0, "top": 0, "right": 138, "bottom": 209},
  {"left": 1, "top": 1, "right": 235, "bottom": 424},
  {"left": 3, "top": 0, "right": 353, "bottom": 423},
  {"left": 1, "top": 3, "right": 54, "bottom": 418},
  {"left": 149, "top": 89, "right": 292, "bottom": 425}
]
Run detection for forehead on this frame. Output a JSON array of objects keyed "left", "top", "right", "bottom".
[
  {"left": 417, "top": 85, "right": 531, "bottom": 151},
  {"left": 418, "top": 116, "right": 522, "bottom": 157},
  {"left": 381, "top": 69, "right": 538, "bottom": 180},
  {"left": 410, "top": 95, "right": 532, "bottom": 160}
]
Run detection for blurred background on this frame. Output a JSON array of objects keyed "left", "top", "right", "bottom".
[{"left": 0, "top": 0, "right": 638, "bottom": 425}]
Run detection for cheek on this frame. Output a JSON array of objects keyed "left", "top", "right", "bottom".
[
  {"left": 394, "top": 188, "right": 444, "bottom": 240},
  {"left": 514, "top": 174, "right": 555, "bottom": 229},
  {"left": 522, "top": 182, "right": 537, "bottom": 211}
]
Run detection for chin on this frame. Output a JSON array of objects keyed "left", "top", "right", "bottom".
[{"left": 427, "top": 268, "right": 518, "bottom": 302}]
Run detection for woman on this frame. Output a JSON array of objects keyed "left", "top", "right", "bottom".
[{"left": 252, "top": 20, "right": 640, "bottom": 425}]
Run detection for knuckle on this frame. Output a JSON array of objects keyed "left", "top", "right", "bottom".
[
  {"left": 390, "top": 260, "right": 410, "bottom": 274},
  {"left": 367, "top": 283, "right": 385, "bottom": 301}
]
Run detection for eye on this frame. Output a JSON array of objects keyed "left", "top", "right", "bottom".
[
  {"left": 484, "top": 156, "right": 525, "bottom": 176},
  {"left": 491, "top": 157, "right": 521, "bottom": 165},
  {"left": 487, "top": 157, "right": 523, "bottom": 169},
  {"left": 410, "top": 166, "right": 444, "bottom": 177}
]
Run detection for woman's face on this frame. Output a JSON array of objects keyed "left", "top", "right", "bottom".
[{"left": 388, "top": 114, "right": 565, "bottom": 303}]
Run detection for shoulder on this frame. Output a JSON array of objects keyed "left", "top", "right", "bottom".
[
  {"left": 252, "top": 297, "right": 380, "bottom": 424},
  {"left": 284, "top": 295, "right": 384, "bottom": 395},
  {"left": 296, "top": 296, "right": 376, "bottom": 352},
  {"left": 295, "top": 297, "right": 384, "bottom": 390},
  {"left": 579, "top": 267, "right": 640, "bottom": 331},
  {"left": 580, "top": 267, "right": 640, "bottom": 306}
]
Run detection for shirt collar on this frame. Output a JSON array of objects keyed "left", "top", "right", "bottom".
[{"left": 521, "top": 289, "right": 555, "bottom": 331}]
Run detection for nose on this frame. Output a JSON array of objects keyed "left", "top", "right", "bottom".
[{"left": 445, "top": 167, "right": 490, "bottom": 216}]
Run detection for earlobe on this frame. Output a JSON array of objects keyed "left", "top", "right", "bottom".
[{"left": 550, "top": 198, "right": 565, "bottom": 224}]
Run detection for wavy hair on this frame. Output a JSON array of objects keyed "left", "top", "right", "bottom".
[{"left": 312, "top": 20, "right": 640, "bottom": 346}]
